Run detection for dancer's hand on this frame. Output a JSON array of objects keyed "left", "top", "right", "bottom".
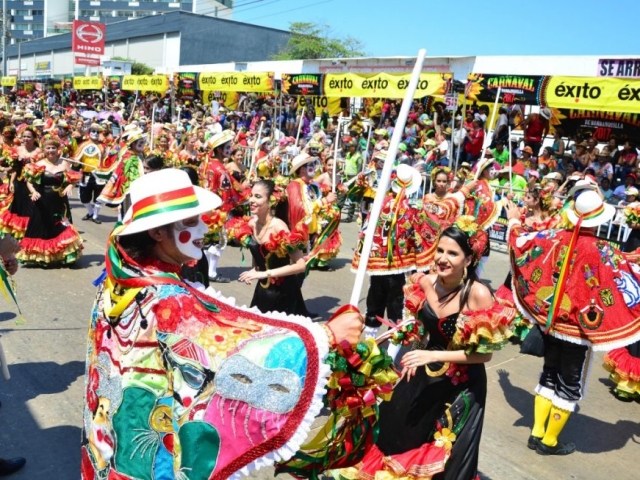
[
  {"left": 30, "top": 191, "right": 41, "bottom": 201},
  {"left": 238, "top": 268, "right": 267, "bottom": 285},
  {"left": 400, "top": 350, "right": 438, "bottom": 381},
  {"left": 0, "top": 236, "right": 19, "bottom": 275},
  {"left": 327, "top": 311, "right": 363, "bottom": 345},
  {"left": 504, "top": 200, "right": 520, "bottom": 221},
  {"left": 63, "top": 185, "right": 74, "bottom": 197}
]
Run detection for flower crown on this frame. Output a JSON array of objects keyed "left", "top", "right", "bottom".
[
  {"left": 431, "top": 166, "right": 452, "bottom": 183},
  {"left": 453, "top": 215, "right": 487, "bottom": 265}
]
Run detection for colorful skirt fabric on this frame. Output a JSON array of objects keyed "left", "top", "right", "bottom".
[{"left": 603, "top": 341, "right": 640, "bottom": 399}]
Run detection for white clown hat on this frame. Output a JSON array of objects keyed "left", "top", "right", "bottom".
[
  {"left": 565, "top": 190, "right": 615, "bottom": 228},
  {"left": 114, "top": 169, "right": 221, "bottom": 236}
]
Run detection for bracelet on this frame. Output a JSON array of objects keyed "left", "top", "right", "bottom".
[
  {"left": 266, "top": 269, "right": 271, "bottom": 278},
  {"left": 321, "top": 324, "right": 336, "bottom": 347}
]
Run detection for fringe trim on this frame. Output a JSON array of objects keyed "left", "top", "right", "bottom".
[
  {"left": 534, "top": 385, "right": 555, "bottom": 401},
  {"left": 350, "top": 266, "right": 416, "bottom": 276},
  {"left": 551, "top": 394, "right": 578, "bottom": 412},
  {"left": 188, "top": 281, "right": 331, "bottom": 479}
]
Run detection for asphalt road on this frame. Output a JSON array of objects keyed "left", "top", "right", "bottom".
[{"left": 0, "top": 198, "right": 638, "bottom": 480}]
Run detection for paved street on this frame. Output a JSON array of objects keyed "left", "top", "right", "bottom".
[{"left": 0, "top": 199, "right": 638, "bottom": 479}]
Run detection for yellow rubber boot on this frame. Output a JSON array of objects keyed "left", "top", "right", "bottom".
[
  {"left": 537, "top": 405, "right": 576, "bottom": 455},
  {"left": 531, "top": 394, "right": 553, "bottom": 438}
]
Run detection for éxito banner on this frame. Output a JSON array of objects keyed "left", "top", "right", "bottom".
[
  {"left": 323, "top": 72, "right": 450, "bottom": 99},
  {"left": 542, "top": 76, "right": 640, "bottom": 114},
  {"left": 73, "top": 76, "right": 103, "bottom": 90},
  {"left": 197, "top": 72, "right": 274, "bottom": 92},
  {"left": 122, "top": 75, "right": 169, "bottom": 92}
]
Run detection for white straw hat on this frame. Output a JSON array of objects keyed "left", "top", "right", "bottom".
[
  {"left": 391, "top": 164, "right": 422, "bottom": 196},
  {"left": 565, "top": 190, "right": 615, "bottom": 228},
  {"left": 291, "top": 153, "right": 316, "bottom": 172},
  {"left": 114, "top": 169, "right": 221, "bottom": 236}
]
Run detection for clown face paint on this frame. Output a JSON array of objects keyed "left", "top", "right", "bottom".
[
  {"left": 306, "top": 159, "right": 321, "bottom": 178},
  {"left": 172, "top": 216, "right": 208, "bottom": 260}
]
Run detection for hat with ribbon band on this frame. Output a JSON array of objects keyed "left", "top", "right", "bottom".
[{"left": 113, "top": 169, "right": 221, "bottom": 236}]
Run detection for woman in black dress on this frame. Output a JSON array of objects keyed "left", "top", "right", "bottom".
[
  {"left": 336, "top": 221, "right": 514, "bottom": 480},
  {"left": 18, "top": 136, "right": 83, "bottom": 266},
  {"left": 235, "top": 179, "right": 314, "bottom": 317},
  {"left": 0, "top": 126, "right": 33, "bottom": 239}
]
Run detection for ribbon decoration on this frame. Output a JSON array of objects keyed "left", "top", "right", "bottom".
[
  {"left": 276, "top": 305, "right": 399, "bottom": 477},
  {"left": 304, "top": 208, "right": 340, "bottom": 276},
  {"left": 374, "top": 316, "right": 425, "bottom": 346},
  {"left": 544, "top": 203, "right": 604, "bottom": 332},
  {"left": 386, "top": 178, "right": 410, "bottom": 266}
]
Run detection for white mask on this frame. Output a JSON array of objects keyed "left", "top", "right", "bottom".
[
  {"left": 306, "top": 160, "right": 320, "bottom": 177},
  {"left": 89, "top": 130, "right": 99, "bottom": 141},
  {"left": 172, "top": 217, "right": 208, "bottom": 260}
]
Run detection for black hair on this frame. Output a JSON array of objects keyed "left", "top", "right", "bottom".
[
  {"left": 118, "top": 225, "right": 172, "bottom": 261},
  {"left": 253, "top": 179, "right": 290, "bottom": 226},
  {"left": 438, "top": 226, "right": 482, "bottom": 309},
  {"left": 180, "top": 166, "right": 200, "bottom": 186},
  {"left": 144, "top": 155, "right": 165, "bottom": 171}
]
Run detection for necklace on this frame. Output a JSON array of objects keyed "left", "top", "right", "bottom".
[
  {"left": 255, "top": 216, "right": 274, "bottom": 242},
  {"left": 437, "top": 275, "right": 464, "bottom": 290}
]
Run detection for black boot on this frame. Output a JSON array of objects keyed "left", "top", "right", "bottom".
[{"left": 0, "top": 457, "right": 26, "bottom": 476}]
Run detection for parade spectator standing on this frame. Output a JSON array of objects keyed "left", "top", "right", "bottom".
[
  {"left": 464, "top": 118, "right": 485, "bottom": 164},
  {"left": 523, "top": 108, "right": 551, "bottom": 156}
]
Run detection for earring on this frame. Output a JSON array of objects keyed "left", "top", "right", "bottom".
[{"left": 462, "top": 267, "right": 468, "bottom": 283}]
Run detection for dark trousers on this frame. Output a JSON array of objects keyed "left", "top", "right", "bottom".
[
  {"left": 539, "top": 334, "right": 589, "bottom": 403},
  {"left": 79, "top": 174, "right": 104, "bottom": 204},
  {"left": 365, "top": 273, "right": 406, "bottom": 327}
]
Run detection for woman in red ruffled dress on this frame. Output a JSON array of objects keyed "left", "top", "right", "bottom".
[
  {"left": 495, "top": 184, "right": 561, "bottom": 340},
  {"left": 335, "top": 218, "right": 515, "bottom": 480},
  {"left": 18, "top": 136, "right": 83, "bottom": 266},
  {"left": 230, "top": 179, "right": 315, "bottom": 317}
]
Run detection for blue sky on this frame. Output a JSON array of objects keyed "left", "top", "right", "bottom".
[{"left": 233, "top": 0, "right": 640, "bottom": 57}]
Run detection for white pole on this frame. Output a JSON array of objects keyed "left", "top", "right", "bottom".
[
  {"left": 150, "top": 103, "right": 157, "bottom": 149},
  {"left": 295, "top": 106, "right": 305, "bottom": 147},
  {"left": 475, "top": 86, "right": 501, "bottom": 172},
  {"left": 349, "top": 49, "right": 427, "bottom": 308},
  {"left": 331, "top": 113, "right": 343, "bottom": 192},
  {"left": 362, "top": 124, "right": 374, "bottom": 173},
  {"left": 508, "top": 125, "right": 513, "bottom": 193},
  {"left": 2, "top": 0, "right": 7, "bottom": 81},
  {"left": 75, "top": 0, "right": 80, "bottom": 20},
  {"left": 454, "top": 92, "right": 467, "bottom": 176},
  {"left": 248, "top": 121, "right": 264, "bottom": 179}
]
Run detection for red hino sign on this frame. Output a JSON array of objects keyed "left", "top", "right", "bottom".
[{"left": 72, "top": 20, "right": 105, "bottom": 55}]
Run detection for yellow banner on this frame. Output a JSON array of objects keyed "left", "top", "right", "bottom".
[
  {"left": 323, "top": 73, "right": 451, "bottom": 98},
  {"left": 545, "top": 76, "right": 640, "bottom": 114},
  {"left": 202, "top": 91, "right": 239, "bottom": 111},
  {"left": 1, "top": 76, "right": 16, "bottom": 87},
  {"left": 122, "top": 75, "right": 169, "bottom": 92},
  {"left": 73, "top": 76, "right": 103, "bottom": 90},
  {"left": 197, "top": 72, "right": 274, "bottom": 92},
  {"left": 297, "top": 95, "right": 342, "bottom": 116}
]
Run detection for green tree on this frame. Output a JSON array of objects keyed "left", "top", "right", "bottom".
[
  {"left": 271, "top": 22, "right": 366, "bottom": 60},
  {"left": 112, "top": 56, "right": 154, "bottom": 75}
]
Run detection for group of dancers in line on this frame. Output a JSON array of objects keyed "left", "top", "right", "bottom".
[{"left": 1, "top": 106, "right": 639, "bottom": 479}]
